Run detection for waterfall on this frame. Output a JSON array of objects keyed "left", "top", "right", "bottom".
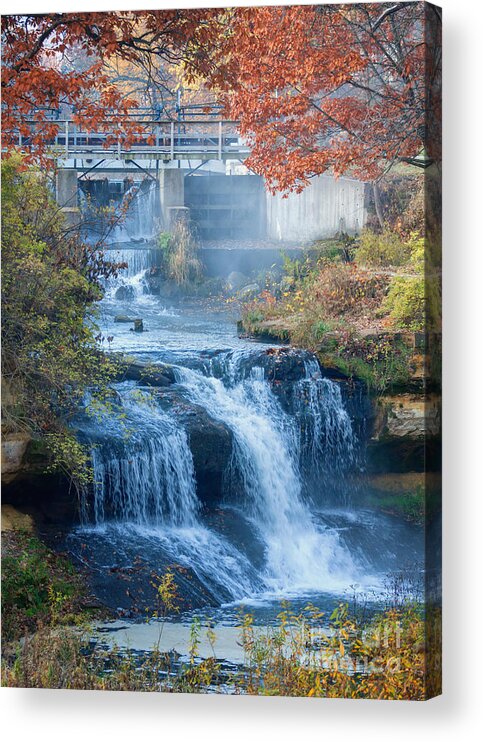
[
  {"left": 77, "top": 385, "right": 261, "bottom": 603},
  {"left": 75, "top": 349, "right": 378, "bottom": 603},
  {"left": 107, "top": 181, "right": 158, "bottom": 244},
  {"left": 82, "top": 388, "right": 199, "bottom": 527},
  {"left": 295, "top": 361, "right": 358, "bottom": 480},
  {"left": 103, "top": 247, "right": 155, "bottom": 300},
  {"left": 174, "top": 358, "right": 360, "bottom": 594}
]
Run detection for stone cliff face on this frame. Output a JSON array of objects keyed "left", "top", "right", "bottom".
[{"left": 1, "top": 350, "right": 441, "bottom": 525}]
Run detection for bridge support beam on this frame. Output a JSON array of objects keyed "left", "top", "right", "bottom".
[
  {"left": 56, "top": 169, "right": 80, "bottom": 227},
  {"left": 158, "top": 168, "right": 185, "bottom": 228}
]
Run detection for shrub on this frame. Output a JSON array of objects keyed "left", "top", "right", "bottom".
[
  {"left": 383, "top": 275, "right": 426, "bottom": 331},
  {"left": 157, "top": 220, "right": 202, "bottom": 285},
  {"left": 356, "top": 229, "right": 410, "bottom": 267},
  {"left": 382, "top": 233, "right": 441, "bottom": 332},
  {"left": 1, "top": 532, "right": 90, "bottom": 642},
  {"left": 1, "top": 154, "right": 118, "bottom": 481},
  {"left": 309, "top": 261, "right": 388, "bottom": 316}
]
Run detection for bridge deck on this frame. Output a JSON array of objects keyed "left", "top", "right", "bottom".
[{"left": 15, "top": 118, "right": 249, "bottom": 162}]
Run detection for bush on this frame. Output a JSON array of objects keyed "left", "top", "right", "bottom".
[
  {"left": 1, "top": 532, "right": 91, "bottom": 642},
  {"left": 382, "top": 234, "right": 441, "bottom": 332},
  {"left": 1, "top": 154, "right": 118, "bottom": 480},
  {"left": 383, "top": 275, "right": 426, "bottom": 332},
  {"left": 309, "top": 261, "right": 388, "bottom": 316},
  {"left": 157, "top": 220, "right": 202, "bottom": 285},
  {"left": 356, "top": 229, "right": 410, "bottom": 267}
]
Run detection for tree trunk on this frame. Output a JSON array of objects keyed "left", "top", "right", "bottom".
[{"left": 372, "top": 181, "right": 385, "bottom": 230}]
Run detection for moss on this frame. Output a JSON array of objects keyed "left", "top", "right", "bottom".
[
  {"left": 364, "top": 488, "right": 425, "bottom": 524},
  {"left": 1, "top": 530, "right": 107, "bottom": 643}
]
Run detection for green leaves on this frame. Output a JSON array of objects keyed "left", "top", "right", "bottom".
[{"left": 1, "top": 154, "right": 118, "bottom": 482}]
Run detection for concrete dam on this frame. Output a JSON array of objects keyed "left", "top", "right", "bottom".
[{"left": 57, "top": 165, "right": 367, "bottom": 247}]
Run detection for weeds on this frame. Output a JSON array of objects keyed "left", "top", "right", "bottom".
[{"left": 157, "top": 219, "right": 203, "bottom": 286}]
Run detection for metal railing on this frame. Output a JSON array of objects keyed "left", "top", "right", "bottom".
[{"left": 15, "top": 118, "right": 248, "bottom": 161}]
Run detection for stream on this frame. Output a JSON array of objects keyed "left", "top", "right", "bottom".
[{"left": 64, "top": 240, "right": 423, "bottom": 662}]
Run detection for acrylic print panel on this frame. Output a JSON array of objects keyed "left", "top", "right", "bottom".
[{"left": 1, "top": 2, "right": 441, "bottom": 699}]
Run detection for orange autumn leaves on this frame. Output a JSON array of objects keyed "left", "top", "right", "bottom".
[
  {"left": 208, "top": 3, "right": 437, "bottom": 190},
  {"left": 2, "top": 5, "right": 440, "bottom": 183}
]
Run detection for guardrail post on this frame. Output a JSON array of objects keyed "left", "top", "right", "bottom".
[
  {"left": 65, "top": 120, "right": 69, "bottom": 157},
  {"left": 170, "top": 121, "right": 175, "bottom": 160},
  {"left": 218, "top": 120, "right": 222, "bottom": 159}
]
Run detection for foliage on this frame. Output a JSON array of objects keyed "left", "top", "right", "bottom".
[
  {"left": 1, "top": 154, "right": 119, "bottom": 479},
  {"left": 365, "top": 486, "right": 426, "bottom": 525},
  {"left": 207, "top": 4, "right": 441, "bottom": 190},
  {"left": 366, "top": 171, "right": 425, "bottom": 234},
  {"left": 357, "top": 229, "right": 410, "bottom": 268},
  {"left": 2, "top": 597, "right": 440, "bottom": 700},
  {"left": 157, "top": 220, "right": 203, "bottom": 286},
  {"left": 3, "top": 5, "right": 440, "bottom": 186},
  {"left": 1, "top": 531, "right": 101, "bottom": 642},
  {"left": 383, "top": 276, "right": 426, "bottom": 332},
  {"left": 320, "top": 334, "right": 414, "bottom": 392},
  {"left": 381, "top": 233, "right": 442, "bottom": 333},
  {"left": 237, "top": 601, "right": 433, "bottom": 699},
  {"left": 1, "top": 10, "right": 225, "bottom": 165}
]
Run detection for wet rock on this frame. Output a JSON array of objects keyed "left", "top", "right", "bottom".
[
  {"left": 113, "top": 315, "right": 141, "bottom": 323},
  {"left": 226, "top": 271, "right": 249, "bottom": 293},
  {"left": 115, "top": 359, "right": 175, "bottom": 387},
  {"left": 237, "top": 347, "right": 313, "bottom": 383},
  {"left": 237, "top": 283, "right": 260, "bottom": 300},
  {"left": 115, "top": 285, "right": 136, "bottom": 301},
  {"left": 155, "top": 393, "right": 233, "bottom": 505}
]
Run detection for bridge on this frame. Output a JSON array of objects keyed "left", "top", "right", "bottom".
[
  {"left": 14, "top": 114, "right": 366, "bottom": 242},
  {"left": 17, "top": 117, "right": 250, "bottom": 165}
]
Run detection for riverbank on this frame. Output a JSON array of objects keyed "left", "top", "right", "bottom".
[{"left": 1, "top": 512, "right": 434, "bottom": 699}]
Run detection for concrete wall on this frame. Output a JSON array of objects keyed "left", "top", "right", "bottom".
[
  {"left": 56, "top": 169, "right": 80, "bottom": 226},
  {"left": 266, "top": 174, "right": 366, "bottom": 242}
]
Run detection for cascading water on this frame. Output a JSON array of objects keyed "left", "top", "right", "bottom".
[
  {"left": 103, "top": 246, "right": 154, "bottom": 300},
  {"left": 174, "top": 357, "right": 364, "bottom": 595},
  {"left": 76, "top": 384, "right": 262, "bottom": 604},
  {"left": 294, "top": 361, "right": 359, "bottom": 486},
  {"left": 108, "top": 181, "right": 159, "bottom": 244},
  {"left": 84, "top": 388, "right": 199, "bottom": 527}
]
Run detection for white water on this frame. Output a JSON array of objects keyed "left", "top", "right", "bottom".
[
  {"left": 71, "top": 232, "right": 421, "bottom": 612},
  {"left": 103, "top": 247, "right": 154, "bottom": 300},
  {"left": 295, "top": 362, "right": 357, "bottom": 478},
  {"left": 88, "top": 389, "right": 198, "bottom": 527},
  {"left": 108, "top": 182, "right": 158, "bottom": 244},
  {"left": 174, "top": 361, "right": 363, "bottom": 595}
]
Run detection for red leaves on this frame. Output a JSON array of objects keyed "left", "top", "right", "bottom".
[{"left": 1, "top": 5, "right": 439, "bottom": 184}]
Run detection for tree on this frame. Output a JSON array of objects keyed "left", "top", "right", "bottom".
[
  {"left": 1, "top": 154, "right": 123, "bottom": 480},
  {"left": 1, "top": 10, "right": 223, "bottom": 162},
  {"left": 200, "top": 3, "right": 441, "bottom": 193},
  {"left": 2, "top": 4, "right": 441, "bottom": 189}
]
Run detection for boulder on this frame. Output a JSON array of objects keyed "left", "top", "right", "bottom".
[
  {"left": 1, "top": 434, "right": 30, "bottom": 484},
  {"left": 1, "top": 504, "right": 34, "bottom": 532},
  {"left": 237, "top": 283, "right": 260, "bottom": 300},
  {"left": 115, "top": 359, "right": 175, "bottom": 387},
  {"left": 113, "top": 315, "right": 140, "bottom": 323},
  {"left": 226, "top": 271, "right": 249, "bottom": 293},
  {"left": 154, "top": 393, "right": 234, "bottom": 506},
  {"left": 115, "top": 285, "right": 136, "bottom": 301}
]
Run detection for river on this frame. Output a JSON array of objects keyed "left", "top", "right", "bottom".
[{"left": 63, "top": 241, "right": 424, "bottom": 661}]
